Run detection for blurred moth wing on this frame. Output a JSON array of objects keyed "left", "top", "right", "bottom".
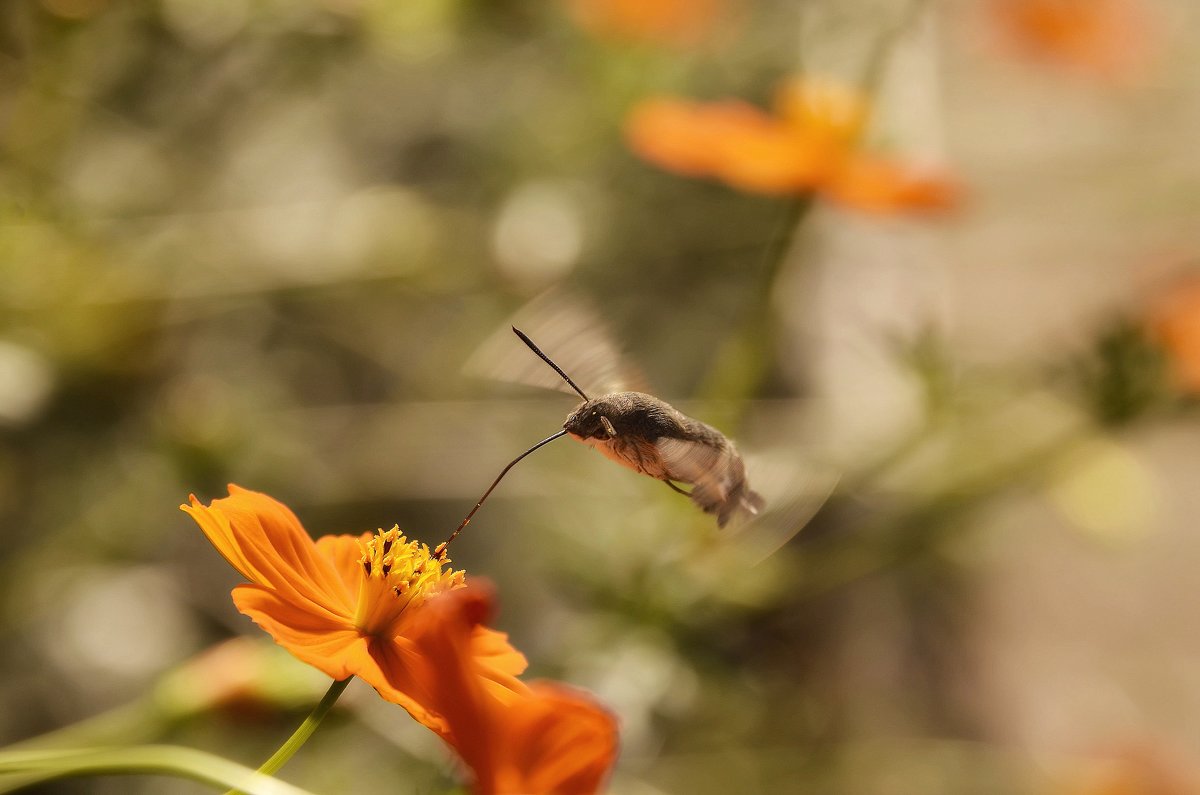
[
  {"left": 655, "top": 432, "right": 764, "bottom": 526},
  {"left": 723, "top": 451, "right": 838, "bottom": 564},
  {"left": 464, "top": 290, "right": 646, "bottom": 398}
]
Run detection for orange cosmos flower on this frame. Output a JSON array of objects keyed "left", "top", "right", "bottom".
[
  {"left": 567, "top": 0, "right": 727, "bottom": 47},
  {"left": 181, "top": 485, "right": 527, "bottom": 735},
  {"left": 1146, "top": 276, "right": 1200, "bottom": 395},
  {"left": 407, "top": 584, "right": 619, "bottom": 795},
  {"left": 990, "top": 0, "right": 1154, "bottom": 79},
  {"left": 625, "top": 76, "right": 959, "bottom": 214}
]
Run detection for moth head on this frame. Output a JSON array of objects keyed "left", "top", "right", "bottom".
[{"left": 563, "top": 399, "right": 618, "bottom": 440}]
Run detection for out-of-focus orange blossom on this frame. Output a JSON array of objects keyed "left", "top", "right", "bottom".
[
  {"left": 1146, "top": 276, "right": 1200, "bottom": 395},
  {"left": 567, "top": 0, "right": 729, "bottom": 47},
  {"left": 155, "top": 637, "right": 326, "bottom": 721},
  {"left": 1055, "top": 743, "right": 1200, "bottom": 795},
  {"left": 991, "top": 0, "right": 1155, "bottom": 80},
  {"left": 625, "top": 77, "right": 959, "bottom": 214}
]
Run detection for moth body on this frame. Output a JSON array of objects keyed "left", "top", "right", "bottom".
[{"left": 563, "top": 391, "right": 764, "bottom": 527}]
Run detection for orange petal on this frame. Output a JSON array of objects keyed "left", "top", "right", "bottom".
[
  {"left": 626, "top": 97, "right": 840, "bottom": 195},
  {"left": 231, "top": 584, "right": 363, "bottom": 679},
  {"left": 232, "top": 584, "right": 452, "bottom": 736},
  {"left": 363, "top": 634, "right": 457, "bottom": 737},
  {"left": 470, "top": 626, "right": 530, "bottom": 683},
  {"left": 568, "top": 0, "right": 726, "bottom": 46},
  {"left": 366, "top": 592, "right": 528, "bottom": 740},
  {"left": 314, "top": 533, "right": 372, "bottom": 600},
  {"left": 233, "top": 581, "right": 476, "bottom": 737},
  {"left": 183, "top": 486, "right": 353, "bottom": 616},
  {"left": 773, "top": 76, "right": 869, "bottom": 143},
  {"left": 1146, "top": 277, "right": 1200, "bottom": 394},
  {"left": 624, "top": 98, "right": 775, "bottom": 177},
  {"left": 408, "top": 586, "right": 511, "bottom": 783},
  {"left": 709, "top": 124, "right": 836, "bottom": 194},
  {"left": 489, "top": 682, "right": 620, "bottom": 795},
  {"left": 824, "top": 155, "right": 962, "bottom": 214},
  {"left": 407, "top": 586, "right": 618, "bottom": 795},
  {"left": 992, "top": 0, "right": 1153, "bottom": 79}
]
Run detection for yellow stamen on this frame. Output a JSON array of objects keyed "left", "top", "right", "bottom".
[{"left": 352, "top": 526, "right": 466, "bottom": 635}]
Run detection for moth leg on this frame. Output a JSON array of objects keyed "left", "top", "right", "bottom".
[
  {"left": 600, "top": 416, "right": 617, "bottom": 438},
  {"left": 664, "top": 480, "right": 691, "bottom": 497}
]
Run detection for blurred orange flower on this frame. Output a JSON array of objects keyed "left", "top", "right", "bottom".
[
  {"left": 567, "top": 0, "right": 727, "bottom": 46},
  {"left": 182, "top": 485, "right": 527, "bottom": 735},
  {"left": 156, "top": 637, "right": 327, "bottom": 721},
  {"left": 409, "top": 585, "right": 619, "bottom": 795},
  {"left": 625, "top": 77, "right": 959, "bottom": 214},
  {"left": 991, "top": 0, "right": 1154, "bottom": 79},
  {"left": 1056, "top": 742, "right": 1200, "bottom": 795},
  {"left": 1146, "top": 277, "right": 1200, "bottom": 395}
]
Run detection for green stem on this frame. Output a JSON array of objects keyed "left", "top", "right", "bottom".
[
  {"left": 699, "top": 0, "right": 934, "bottom": 412},
  {"left": 753, "top": 196, "right": 813, "bottom": 306},
  {"left": 223, "top": 677, "right": 351, "bottom": 795},
  {"left": 0, "top": 745, "right": 319, "bottom": 795},
  {"left": 700, "top": 196, "right": 814, "bottom": 411}
]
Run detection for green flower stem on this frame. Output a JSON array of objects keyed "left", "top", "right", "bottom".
[
  {"left": 700, "top": 196, "right": 813, "bottom": 412},
  {"left": 698, "top": 0, "right": 935, "bottom": 414},
  {"left": 223, "top": 677, "right": 352, "bottom": 795},
  {"left": 0, "top": 745, "right": 319, "bottom": 795}
]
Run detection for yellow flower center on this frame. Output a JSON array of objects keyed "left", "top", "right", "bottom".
[{"left": 352, "top": 526, "right": 465, "bottom": 636}]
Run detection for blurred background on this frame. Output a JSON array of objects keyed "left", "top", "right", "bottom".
[{"left": 2, "top": 0, "right": 1199, "bottom": 792}]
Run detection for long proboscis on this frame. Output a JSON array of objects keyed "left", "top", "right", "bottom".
[
  {"left": 436, "top": 429, "right": 568, "bottom": 558},
  {"left": 511, "top": 326, "right": 591, "bottom": 401}
]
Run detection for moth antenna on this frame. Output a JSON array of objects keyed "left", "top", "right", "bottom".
[
  {"left": 511, "top": 326, "right": 591, "bottom": 401},
  {"left": 435, "top": 429, "right": 568, "bottom": 559}
]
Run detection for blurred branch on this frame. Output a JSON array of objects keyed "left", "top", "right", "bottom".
[
  {"left": 799, "top": 422, "right": 1094, "bottom": 597},
  {"left": 859, "top": 0, "right": 934, "bottom": 92}
]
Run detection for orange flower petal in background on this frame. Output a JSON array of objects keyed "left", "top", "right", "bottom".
[
  {"left": 155, "top": 637, "right": 328, "bottom": 721},
  {"left": 182, "top": 485, "right": 527, "bottom": 735},
  {"left": 825, "top": 155, "right": 962, "bottom": 214},
  {"left": 708, "top": 122, "right": 835, "bottom": 195},
  {"left": 773, "top": 76, "right": 869, "bottom": 145},
  {"left": 1056, "top": 742, "right": 1200, "bottom": 795},
  {"left": 624, "top": 76, "right": 961, "bottom": 215},
  {"left": 406, "top": 585, "right": 619, "bottom": 795},
  {"left": 991, "top": 0, "right": 1154, "bottom": 79},
  {"left": 567, "top": 0, "right": 727, "bottom": 47},
  {"left": 1146, "top": 277, "right": 1200, "bottom": 395},
  {"left": 625, "top": 97, "right": 836, "bottom": 194},
  {"left": 624, "top": 98, "right": 775, "bottom": 177}
]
